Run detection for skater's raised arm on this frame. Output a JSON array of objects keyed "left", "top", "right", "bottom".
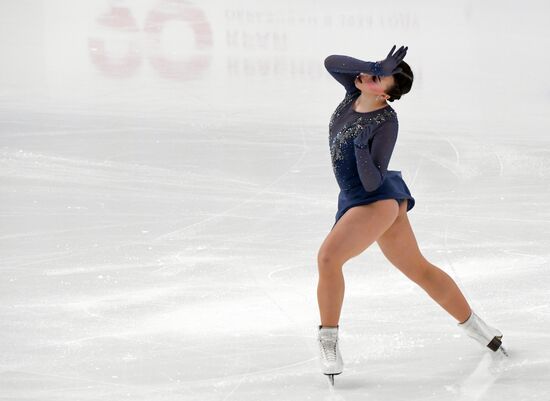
[
  {"left": 324, "top": 46, "right": 408, "bottom": 94},
  {"left": 324, "top": 55, "right": 384, "bottom": 94},
  {"left": 353, "top": 121, "right": 398, "bottom": 192}
]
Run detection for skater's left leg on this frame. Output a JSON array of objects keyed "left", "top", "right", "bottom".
[{"left": 376, "top": 201, "right": 472, "bottom": 323}]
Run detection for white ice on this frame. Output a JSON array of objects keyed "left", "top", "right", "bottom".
[{"left": 1, "top": 0, "right": 549, "bottom": 400}]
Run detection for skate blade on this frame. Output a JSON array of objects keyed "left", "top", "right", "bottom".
[
  {"left": 487, "top": 336, "right": 503, "bottom": 352},
  {"left": 498, "top": 345, "right": 509, "bottom": 357},
  {"left": 488, "top": 336, "right": 509, "bottom": 357},
  {"left": 325, "top": 372, "right": 341, "bottom": 386}
]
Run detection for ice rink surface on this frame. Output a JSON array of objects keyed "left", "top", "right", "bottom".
[{"left": 1, "top": 0, "right": 549, "bottom": 399}]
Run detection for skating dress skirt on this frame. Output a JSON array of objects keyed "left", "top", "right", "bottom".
[{"left": 329, "top": 91, "right": 415, "bottom": 229}]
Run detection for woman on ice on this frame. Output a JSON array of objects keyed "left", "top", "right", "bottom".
[{"left": 318, "top": 45, "right": 507, "bottom": 386}]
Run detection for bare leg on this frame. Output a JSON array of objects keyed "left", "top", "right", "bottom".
[
  {"left": 415, "top": 260, "right": 472, "bottom": 323},
  {"left": 317, "top": 199, "right": 400, "bottom": 327},
  {"left": 317, "top": 265, "right": 345, "bottom": 327},
  {"left": 376, "top": 200, "right": 472, "bottom": 323}
]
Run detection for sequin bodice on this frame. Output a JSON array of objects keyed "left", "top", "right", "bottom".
[
  {"left": 328, "top": 90, "right": 398, "bottom": 191},
  {"left": 324, "top": 54, "right": 415, "bottom": 223}
]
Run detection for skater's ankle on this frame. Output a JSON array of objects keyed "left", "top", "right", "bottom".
[{"left": 458, "top": 310, "right": 473, "bottom": 325}]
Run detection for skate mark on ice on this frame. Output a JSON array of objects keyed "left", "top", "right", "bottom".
[
  {"left": 455, "top": 352, "right": 506, "bottom": 401},
  {"left": 152, "top": 127, "right": 309, "bottom": 242},
  {"left": 267, "top": 264, "right": 304, "bottom": 280}
]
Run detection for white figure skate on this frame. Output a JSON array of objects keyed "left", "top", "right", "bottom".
[
  {"left": 458, "top": 310, "right": 508, "bottom": 356},
  {"left": 317, "top": 325, "right": 344, "bottom": 385}
]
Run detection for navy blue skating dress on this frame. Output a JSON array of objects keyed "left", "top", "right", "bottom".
[{"left": 325, "top": 54, "right": 415, "bottom": 229}]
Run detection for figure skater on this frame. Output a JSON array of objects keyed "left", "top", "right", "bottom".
[{"left": 317, "top": 45, "right": 507, "bottom": 386}]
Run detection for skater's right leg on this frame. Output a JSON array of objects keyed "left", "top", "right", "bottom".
[{"left": 317, "top": 200, "right": 399, "bottom": 326}]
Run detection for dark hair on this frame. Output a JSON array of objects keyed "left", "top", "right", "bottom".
[{"left": 386, "top": 60, "right": 413, "bottom": 102}]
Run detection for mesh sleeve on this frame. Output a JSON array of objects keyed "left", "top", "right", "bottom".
[
  {"left": 353, "top": 121, "right": 398, "bottom": 192},
  {"left": 324, "top": 54, "right": 383, "bottom": 94}
]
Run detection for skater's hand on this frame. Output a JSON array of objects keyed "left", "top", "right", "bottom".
[{"left": 373, "top": 45, "right": 408, "bottom": 76}]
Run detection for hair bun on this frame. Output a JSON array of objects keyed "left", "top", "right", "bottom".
[{"left": 387, "top": 61, "right": 413, "bottom": 101}]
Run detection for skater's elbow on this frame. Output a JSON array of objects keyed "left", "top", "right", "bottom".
[
  {"left": 324, "top": 55, "right": 339, "bottom": 71},
  {"left": 364, "top": 184, "right": 382, "bottom": 192},
  {"left": 360, "top": 178, "right": 382, "bottom": 192}
]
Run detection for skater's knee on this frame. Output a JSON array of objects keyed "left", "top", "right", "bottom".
[{"left": 317, "top": 251, "right": 343, "bottom": 274}]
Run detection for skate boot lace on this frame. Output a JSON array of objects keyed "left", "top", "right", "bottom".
[{"left": 320, "top": 336, "right": 338, "bottom": 361}]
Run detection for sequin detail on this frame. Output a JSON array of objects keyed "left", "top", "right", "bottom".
[
  {"left": 329, "top": 107, "right": 397, "bottom": 163},
  {"left": 329, "top": 92, "right": 356, "bottom": 129}
]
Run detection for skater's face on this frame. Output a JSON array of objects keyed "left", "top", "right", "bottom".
[{"left": 354, "top": 73, "right": 395, "bottom": 100}]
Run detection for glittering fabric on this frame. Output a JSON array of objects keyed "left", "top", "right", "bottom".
[
  {"left": 324, "top": 54, "right": 416, "bottom": 225},
  {"left": 328, "top": 89, "right": 399, "bottom": 190},
  {"left": 330, "top": 101, "right": 397, "bottom": 164}
]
